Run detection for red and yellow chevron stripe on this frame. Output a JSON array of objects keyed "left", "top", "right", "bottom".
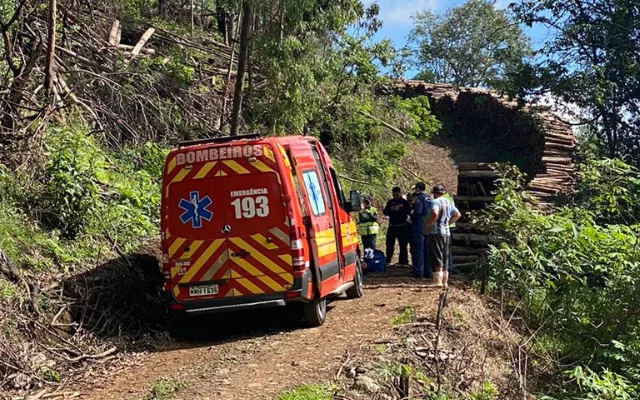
[{"left": 164, "top": 143, "right": 295, "bottom": 301}]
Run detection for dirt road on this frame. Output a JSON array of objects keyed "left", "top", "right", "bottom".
[{"left": 76, "top": 270, "right": 446, "bottom": 400}]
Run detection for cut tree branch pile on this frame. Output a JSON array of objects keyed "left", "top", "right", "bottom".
[{"left": 1, "top": 0, "right": 244, "bottom": 164}]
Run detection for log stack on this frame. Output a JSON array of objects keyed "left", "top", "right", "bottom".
[
  {"left": 379, "top": 81, "right": 577, "bottom": 204},
  {"left": 451, "top": 162, "right": 499, "bottom": 269},
  {"left": 378, "top": 81, "right": 578, "bottom": 269},
  {"left": 527, "top": 110, "right": 576, "bottom": 205}
]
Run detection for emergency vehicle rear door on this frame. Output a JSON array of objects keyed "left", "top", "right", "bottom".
[
  {"left": 218, "top": 144, "right": 294, "bottom": 297},
  {"left": 165, "top": 160, "right": 234, "bottom": 302}
]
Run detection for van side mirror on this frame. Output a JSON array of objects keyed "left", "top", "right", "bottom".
[{"left": 347, "top": 190, "right": 362, "bottom": 212}]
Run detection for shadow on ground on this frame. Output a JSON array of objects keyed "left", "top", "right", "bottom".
[
  {"left": 61, "top": 254, "right": 323, "bottom": 352},
  {"left": 61, "top": 254, "right": 470, "bottom": 355}
]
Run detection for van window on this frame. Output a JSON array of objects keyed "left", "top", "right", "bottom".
[
  {"left": 329, "top": 168, "right": 347, "bottom": 210},
  {"left": 302, "top": 170, "right": 326, "bottom": 216}
]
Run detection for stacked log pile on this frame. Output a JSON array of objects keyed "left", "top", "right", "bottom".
[
  {"left": 378, "top": 81, "right": 578, "bottom": 270},
  {"left": 451, "top": 162, "right": 499, "bottom": 269},
  {"left": 380, "top": 81, "right": 577, "bottom": 204},
  {"left": 527, "top": 110, "right": 576, "bottom": 205}
]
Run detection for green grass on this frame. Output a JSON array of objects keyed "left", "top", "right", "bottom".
[
  {"left": 143, "top": 379, "right": 185, "bottom": 400},
  {"left": 276, "top": 384, "right": 335, "bottom": 400},
  {"left": 375, "top": 344, "right": 388, "bottom": 354},
  {"left": 391, "top": 306, "right": 416, "bottom": 325}
]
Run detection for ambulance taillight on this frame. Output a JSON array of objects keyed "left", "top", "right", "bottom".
[{"left": 290, "top": 225, "right": 307, "bottom": 277}]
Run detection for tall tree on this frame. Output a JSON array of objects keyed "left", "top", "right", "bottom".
[
  {"left": 407, "top": 0, "right": 531, "bottom": 88},
  {"left": 44, "top": 0, "right": 57, "bottom": 96},
  {"left": 510, "top": 0, "right": 640, "bottom": 164},
  {"left": 229, "top": 0, "right": 253, "bottom": 136}
]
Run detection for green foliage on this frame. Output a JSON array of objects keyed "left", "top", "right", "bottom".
[
  {"left": 391, "top": 307, "right": 416, "bottom": 325},
  {"left": 244, "top": 0, "right": 439, "bottom": 200},
  {"left": 37, "top": 122, "right": 163, "bottom": 246},
  {"left": 469, "top": 381, "right": 498, "bottom": 400},
  {"left": 0, "top": 120, "right": 165, "bottom": 277},
  {"left": 143, "top": 378, "right": 185, "bottom": 400},
  {"left": 510, "top": 0, "right": 640, "bottom": 165},
  {"left": 477, "top": 163, "right": 640, "bottom": 398},
  {"left": 276, "top": 384, "right": 335, "bottom": 400},
  {"left": 40, "top": 124, "right": 104, "bottom": 239},
  {"left": 568, "top": 158, "right": 640, "bottom": 225},
  {"left": 407, "top": 0, "right": 532, "bottom": 88},
  {"left": 391, "top": 96, "right": 441, "bottom": 138},
  {"left": 39, "top": 366, "right": 61, "bottom": 383},
  {"left": 570, "top": 367, "right": 637, "bottom": 400}
]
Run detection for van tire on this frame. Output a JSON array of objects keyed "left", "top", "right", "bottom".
[
  {"left": 346, "top": 259, "right": 364, "bottom": 299},
  {"left": 304, "top": 297, "right": 327, "bottom": 327}
]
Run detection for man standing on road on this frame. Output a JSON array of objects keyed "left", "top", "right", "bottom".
[
  {"left": 383, "top": 187, "right": 411, "bottom": 265},
  {"left": 357, "top": 196, "right": 379, "bottom": 250},
  {"left": 410, "top": 182, "right": 431, "bottom": 278},
  {"left": 443, "top": 192, "right": 457, "bottom": 275},
  {"left": 424, "top": 184, "right": 461, "bottom": 288}
]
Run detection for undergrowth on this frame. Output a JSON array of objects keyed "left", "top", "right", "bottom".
[
  {"left": 391, "top": 306, "right": 416, "bottom": 325},
  {"left": 477, "top": 162, "right": 640, "bottom": 399},
  {"left": 0, "top": 118, "right": 166, "bottom": 278},
  {"left": 143, "top": 378, "right": 186, "bottom": 400},
  {"left": 0, "top": 118, "right": 168, "bottom": 391}
]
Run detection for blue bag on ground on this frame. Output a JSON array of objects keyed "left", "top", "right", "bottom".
[{"left": 364, "top": 250, "right": 386, "bottom": 273}]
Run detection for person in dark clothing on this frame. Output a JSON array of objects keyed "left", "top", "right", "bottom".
[
  {"left": 383, "top": 187, "right": 411, "bottom": 265},
  {"left": 410, "top": 182, "right": 432, "bottom": 278}
]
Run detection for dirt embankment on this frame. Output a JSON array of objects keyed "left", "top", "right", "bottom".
[{"left": 66, "top": 268, "right": 521, "bottom": 400}]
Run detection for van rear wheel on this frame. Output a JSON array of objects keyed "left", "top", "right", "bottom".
[
  {"left": 346, "top": 259, "right": 364, "bottom": 299},
  {"left": 304, "top": 297, "right": 327, "bottom": 327}
]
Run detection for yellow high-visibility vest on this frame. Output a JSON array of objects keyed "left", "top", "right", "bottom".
[{"left": 358, "top": 207, "right": 379, "bottom": 236}]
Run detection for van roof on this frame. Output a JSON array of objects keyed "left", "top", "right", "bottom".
[{"left": 173, "top": 134, "right": 311, "bottom": 153}]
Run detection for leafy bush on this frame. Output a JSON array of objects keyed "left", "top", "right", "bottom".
[
  {"left": 0, "top": 120, "right": 165, "bottom": 276},
  {"left": 40, "top": 124, "right": 104, "bottom": 239},
  {"left": 391, "top": 95, "right": 441, "bottom": 139},
  {"left": 568, "top": 158, "right": 640, "bottom": 225},
  {"left": 477, "top": 163, "right": 640, "bottom": 398}
]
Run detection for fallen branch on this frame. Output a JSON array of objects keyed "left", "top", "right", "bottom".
[
  {"left": 10, "top": 391, "right": 81, "bottom": 400},
  {"left": 0, "top": 248, "right": 40, "bottom": 314},
  {"left": 130, "top": 28, "right": 155, "bottom": 58},
  {"left": 338, "top": 174, "right": 369, "bottom": 185},
  {"left": 108, "top": 19, "right": 121, "bottom": 46},
  {"left": 335, "top": 349, "right": 351, "bottom": 380},
  {"left": 392, "top": 321, "right": 436, "bottom": 329},
  {"left": 65, "top": 346, "right": 117, "bottom": 363},
  {"left": 360, "top": 111, "right": 406, "bottom": 137},
  {"left": 57, "top": 46, "right": 112, "bottom": 73}
]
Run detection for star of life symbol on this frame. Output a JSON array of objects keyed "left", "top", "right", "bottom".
[{"left": 179, "top": 191, "right": 213, "bottom": 229}]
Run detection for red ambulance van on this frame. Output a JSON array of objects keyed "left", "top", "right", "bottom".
[{"left": 160, "top": 134, "right": 364, "bottom": 326}]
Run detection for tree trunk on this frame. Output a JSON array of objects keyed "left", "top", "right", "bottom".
[
  {"left": 216, "top": 2, "right": 228, "bottom": 44},
  {"left": 220, "top": 11, "right": 242, "bottom": 129},
  {"left": 44, "top": 0, "right": 57, "bottom": 96},
  {"left": 229, "top": 0, "right": 253, "bottom": 136},
  {"left": 190, "top": 0, "right": 195, "bottom": 33},
  {"left": 279, "top": 0, "right": 285, "bottom": 40}
]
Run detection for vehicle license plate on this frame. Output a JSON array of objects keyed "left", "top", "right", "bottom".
[{"left": 189, "top": 284, "right": 219, "bottom": 297}]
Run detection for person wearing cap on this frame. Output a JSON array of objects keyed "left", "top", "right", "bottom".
[
  {"left": 383, "top": 187, "right": 411, "bottom": 265},
  {"left": 357, "top": 196, "right": 379, "bottom": 250},
  {"left": 424, "top": 184, "right": 461, "bottom": 288},
  {"left": 410, "top": 182, "right": 431, "bottom": 278}
]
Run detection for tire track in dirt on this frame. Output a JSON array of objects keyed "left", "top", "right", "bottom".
[{"left": 75, "top": 271, "right": 444, "bottom": 400}]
